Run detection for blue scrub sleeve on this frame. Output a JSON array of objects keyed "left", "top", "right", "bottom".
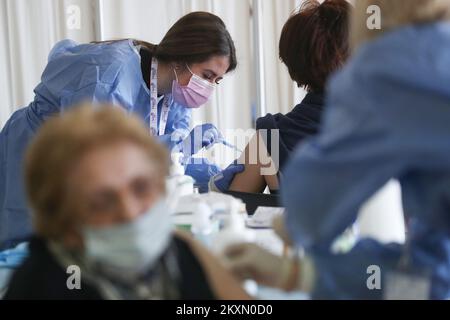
[
  {"left": 310, "top": 239, "right": 403, "bottom": 299},
  {"left": 170, "top": 105, "right": 191, "bottom": 134},
  {"left": 281, "top": 102, "right": 406, "bottom": 249},
  {"left": 59, "top": 83, "right": 119, "bottom": 111},
  {"left": 157, "top": 105, "right": 192, "bottom": 150},
  {"left": 157, "top": 134, "right": 178, "bottom": 149},
  {"left": 47, "top": 39, "right": 78, "bottom": 61}
]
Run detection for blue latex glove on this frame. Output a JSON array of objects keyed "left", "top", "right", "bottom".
[
  {"left": 185, "top": 158, "right": 221, "bottom": 193},
  {"left": 208, "top": 161, "right": 245, "bottom": 192},
  {"left": 177, "top": 123, "right": 224, "bottom": 156},
  {"left": 0, "top": 242, "right": 29, "bottom": 268}
]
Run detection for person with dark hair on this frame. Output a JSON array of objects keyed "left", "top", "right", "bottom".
[
  {"left": 210, "top": 0, "right": 351, "bottom": 194},
  {"left": 0, "top": 11, "right": 237, "bottom": 250}
]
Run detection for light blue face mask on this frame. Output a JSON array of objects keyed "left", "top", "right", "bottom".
[{"left": 82, "top": 199, "right": 173, "bottom": 279}]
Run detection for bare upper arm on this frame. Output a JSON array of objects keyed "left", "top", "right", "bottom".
[{"left": 229, "top": 132, "right": 279, "bottom": 193}]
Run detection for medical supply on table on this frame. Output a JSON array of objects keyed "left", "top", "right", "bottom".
[
  {"left": 213, "top": 205, "right": 257, "bottom": 297},
  {"left": 169, "top": 191, "right": 297, "bottom": 299},
  {"left": 172, "top": 192, "right": 242, "bottom": 216},
  {"left": 212, "top": 200, "right": 255, "bottom": 255},
  {"left": 246, "top": 207, "right": 285, "bottom": 229},
  {"left": 170, "top": 191, "right": 289, "bottom": 299},
  {"left": 166, "top": 152, "right": 195, "bottom": 197},
  {"left": 171, "top": 192, "right": 245, "bottom": 233},
  {"left": 190, "top": 202, "right": 219, "bottom": 247}
]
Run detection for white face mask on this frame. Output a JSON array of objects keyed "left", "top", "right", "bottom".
[{"left": 82, "top": 199, "right": 173, "bottom": 280}]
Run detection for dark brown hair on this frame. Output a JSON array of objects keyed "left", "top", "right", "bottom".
[
  {"left": 279, "top": 0, "right": 351, "bottom": 93},
  {"left": 99, "top": 12, "right": 237, "bottom": 73}
]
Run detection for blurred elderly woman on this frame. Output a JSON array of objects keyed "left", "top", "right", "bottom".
[
  {"left": 4, "top": 105, "right": 249, "bottom": 299},
  {"left": 225, "top": 0, "right": 450, "bottom": 299}
]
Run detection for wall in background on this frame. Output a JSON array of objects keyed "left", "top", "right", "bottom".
[
  {"left": 0, "top": 0, "right": 306, "bottom": 130},
  {"left": 0, "top": 0, "right": 97, "bottom": 126}
]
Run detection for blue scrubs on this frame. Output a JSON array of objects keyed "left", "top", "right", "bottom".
[
  {"left": 0, "top": 39, "right": 191, "bottom": 249},
  {"left": 281, "top": 22, "right": 450, "bottom": 299}
]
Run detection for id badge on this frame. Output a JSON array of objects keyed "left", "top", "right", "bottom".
[{"left": 384, "top": 269, "right": 431, "bottom": 300}]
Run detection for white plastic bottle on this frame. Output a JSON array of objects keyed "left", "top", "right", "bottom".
[
  {"left": 191, "top": 202, "right": 215, "bottom": 248},
  {"left": 210, "top": 200, "right": 258, "bottom": 296},
  {"left": 212, "top": 200, "right": 258, "bottom": 296},
  {"left": 212, "top": 199, "right": 254, "bottom": 255},
  {"left": 166, "top": 152, "right": 195, "bottom": 197}
]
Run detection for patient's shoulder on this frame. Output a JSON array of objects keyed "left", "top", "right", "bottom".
[
  {"left": 173, "top": 230, "right": 252, "bottom": 300},
  {"left": 4, "top": 238, "right": 100, "bottom": 300}
]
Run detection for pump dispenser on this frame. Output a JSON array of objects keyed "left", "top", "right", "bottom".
[
  {"left": 212, "top": 199, "right": 254, "bottom": 255},
  {"left": 191, "top": 202, "right": 216, "bottom": 247},
  {"left": 166, "top": 152, "right": 195, "bottom": 197}
]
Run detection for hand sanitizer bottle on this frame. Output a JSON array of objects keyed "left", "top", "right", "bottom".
[
  {"left": 212, "top": 199, "right": 254, "bottom": 255},
  {"left": 166, "top": 152, "right": 195, "bottom": 197},
  {"left": 191, "top": 202, "right": 215, "bottom": 248}
]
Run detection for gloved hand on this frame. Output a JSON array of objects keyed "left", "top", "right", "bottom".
[
  {"left": 224, "top": 243, "right": 296, "bottom": 290},
  {"left": 208, "top": 161, "right": 245, "bottom": 192},
  {"left": 157, "top": 128, "right": 189, "bottom": 151},
  {"left": 177, "top": 123, "right": 224, "bottom": 156},
  {"left": 185, "top": 157, "right": 221, "bottom": 193}
]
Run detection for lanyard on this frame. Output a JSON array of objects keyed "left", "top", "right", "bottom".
[{"left": 150, "top": 57, "right": 170, "bottom": 136}]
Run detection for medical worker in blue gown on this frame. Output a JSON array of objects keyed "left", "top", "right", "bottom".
[
  {"left": 224, "top": 1, "right": 450, "bottom": 299},
  {"left": 0, "top": 12, "right": 237, "bottom": 249}
]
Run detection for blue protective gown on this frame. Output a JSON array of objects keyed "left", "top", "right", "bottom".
[
  {"left": 0, "top": 39, "right": 191, "bottom": 249},
  {"left": 281, "top": 22, "right": 450, "bottom": 299}
]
